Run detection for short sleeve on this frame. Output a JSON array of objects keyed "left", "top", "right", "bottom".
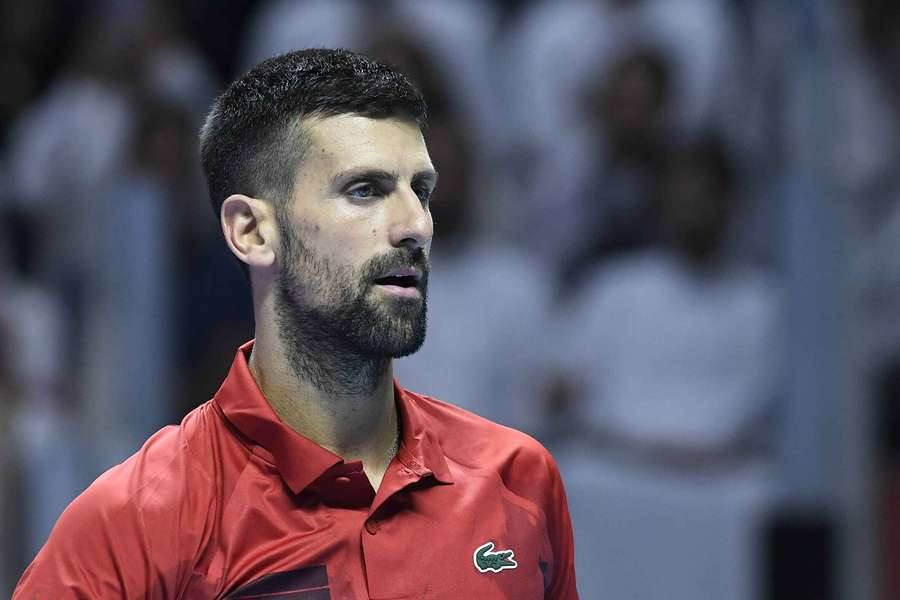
[
  {"left": 542, "top": 453, "right": 579, "bottom": 600},
  {"left": 13, "top": 430, "right": 213, "bottom": 599},
  {"left": 13, "top": 476, "right": 163, "bottom": 599}
]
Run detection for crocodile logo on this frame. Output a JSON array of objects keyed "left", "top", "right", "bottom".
[{"left": 473, "top": 541, "right": 518, "bottom": 573}]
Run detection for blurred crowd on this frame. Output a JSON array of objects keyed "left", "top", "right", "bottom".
[{"left": 2, "top": 0, "right": 900, "bottom": 598}]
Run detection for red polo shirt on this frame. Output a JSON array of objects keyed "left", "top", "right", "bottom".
[{"left": 14, "top": 341, "right": 578, "bottom": 599}]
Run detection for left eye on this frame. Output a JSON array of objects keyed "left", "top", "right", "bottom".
[{"left": 414, "top": 186, "right": 433, "bottom": 204}]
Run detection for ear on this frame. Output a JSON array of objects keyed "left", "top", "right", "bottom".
[{"left": 221, "top": 194, "right": 277, "bottom": 271}]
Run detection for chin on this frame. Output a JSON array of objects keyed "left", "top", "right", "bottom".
[
  {"left": 371, "top": 324, "right": 427, "bottom": 359},
  {"left": 362, "top": 319, "right": 427, "bottom": 359},
  {"left": 390, "top": 335, "right": 427, "bottom": 358}
]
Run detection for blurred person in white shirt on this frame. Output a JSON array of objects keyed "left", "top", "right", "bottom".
[{"left": 553, "top": 135, "right": 781, "bottom": 600}]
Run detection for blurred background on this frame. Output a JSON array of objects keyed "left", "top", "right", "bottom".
[{"left": 1, "top": 0, "right": 899, "bottom": 598}]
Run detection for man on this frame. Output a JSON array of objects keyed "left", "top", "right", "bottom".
[
  {"left": 552, "top": 136, "right": 779, "bottom": 600},
  {"left": 14, "top": 49, "right": 578, "bottom": 599}
]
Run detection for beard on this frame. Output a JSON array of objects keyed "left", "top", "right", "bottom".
[{"left": 273, "top": 218, "right": 428, "bottom": 396}]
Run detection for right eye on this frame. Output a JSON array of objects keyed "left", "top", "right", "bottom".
[{"left": 347, "top": 182, "right": 377, "bottom": 199}]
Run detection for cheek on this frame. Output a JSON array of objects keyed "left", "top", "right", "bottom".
[{"left": 306, "top": 219, "right": 383, "bottom": 271}]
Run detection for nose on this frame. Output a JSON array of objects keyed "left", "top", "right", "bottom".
[{"left": 388, "top": 185, "right": 433, "bottom": 249}]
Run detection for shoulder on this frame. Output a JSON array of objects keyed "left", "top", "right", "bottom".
[
  {"left": 402, "top": 389, "right": 574, "bottom": 567},
  {"left": 88, "top": 402, "right": 220, "bottom": 511},
  {"left": 404, "top": 389, "right": 562, "bottom": 486},
  {"left": 15, "top": 402, "right": 229, "bottom": 596},
  {"left": 51, "top": 403, "right": 225, "bottom": 545}
]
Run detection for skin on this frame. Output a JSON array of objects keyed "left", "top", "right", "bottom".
[{"left": 220, "top": 115, "right": 436, "bottom": 491}]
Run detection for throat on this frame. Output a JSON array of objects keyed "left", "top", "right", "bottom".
[
  {"left": 287, "top": 336, "right": 389, "bottom": 399},
  {"left": 252, "top": 342, "right": 398, "bottom": 460}
]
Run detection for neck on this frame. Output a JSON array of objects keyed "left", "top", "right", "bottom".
[{"left": 247, "top": 328, "right": 399, "bottom": 485}]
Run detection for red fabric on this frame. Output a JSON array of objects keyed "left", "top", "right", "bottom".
[{"left": 14, "top": 341, "right": 578, "bottom": 599}]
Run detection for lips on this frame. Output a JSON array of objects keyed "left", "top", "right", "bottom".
[{"left": 372, "top": 267, "right": 423, "bottom": 289}]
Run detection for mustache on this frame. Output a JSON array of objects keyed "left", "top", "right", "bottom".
[{"left": 363, "top": 247, "right": 429, "bottom": 282}]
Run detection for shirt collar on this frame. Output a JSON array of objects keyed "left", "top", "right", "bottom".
[
  {"left": 394, "top": 382, "right": 454, "bottom": 485},
  {"left": 213, "top": 340, "right": 453, "bottom": 496}
]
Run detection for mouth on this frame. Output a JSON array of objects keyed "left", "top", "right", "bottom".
[{"left": 372, "top": 268, "right": 423, "bottom": 298}]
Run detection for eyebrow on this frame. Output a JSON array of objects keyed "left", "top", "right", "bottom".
[{"left": 330, "top": 167, "right": 439, "bottom": 190}]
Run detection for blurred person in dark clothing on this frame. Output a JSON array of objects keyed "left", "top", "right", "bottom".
[
  {"left": 0, "top": 0, "right": 84, "bottom": 137},
  {"left": 499, "top": 0, "right": 734, "bottom": 148},
  {"left": 514, "top": 46, "right": 677, "bottom": 271},
  {"left": 654, "top": 138, "right": 736, "bottom": 271},
  {"left": 849, "top": 0, "right": 900, "bottom": 371},
  {"left": 569, "top": 48, "right": 673, "bottom": 268},
  {"left": 875, "top": 360, "right": 900, "bottom": 600},
  {"left": 497, "top": 0, "right": 739, "bottom": 266},
  {"left": 14, "top": 48, "right": 578, "bottom": 600},
  {"left": 852, "top": 0, "right": 900, "bottom": 114}
]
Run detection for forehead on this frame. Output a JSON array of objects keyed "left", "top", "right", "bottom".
[{"left": 298, "top": 114, "right": 433, "bottom": 179}]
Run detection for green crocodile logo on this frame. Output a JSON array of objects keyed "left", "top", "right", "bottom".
[{"left": 473, "top": 541, "right": 518, "bottom": 573}]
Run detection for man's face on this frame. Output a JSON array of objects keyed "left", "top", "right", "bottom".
[{"left": 273, "top": 115, "right": 436, "bottom": 360}]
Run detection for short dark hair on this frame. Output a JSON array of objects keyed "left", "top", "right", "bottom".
[{"left": 199, "top": 48, "right": 427, "bottom": 221}]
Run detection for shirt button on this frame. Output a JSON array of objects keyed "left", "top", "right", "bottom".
[
  {"left": 365, "top": 520, "right": 380, "bottom": 535},
  {"left": 335, "top": 475, "right": 351, "bottom": 484}
]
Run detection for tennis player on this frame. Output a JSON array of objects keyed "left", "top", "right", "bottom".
[{"left": 14, "top": 48, "right": 578, "bottom": 599}]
